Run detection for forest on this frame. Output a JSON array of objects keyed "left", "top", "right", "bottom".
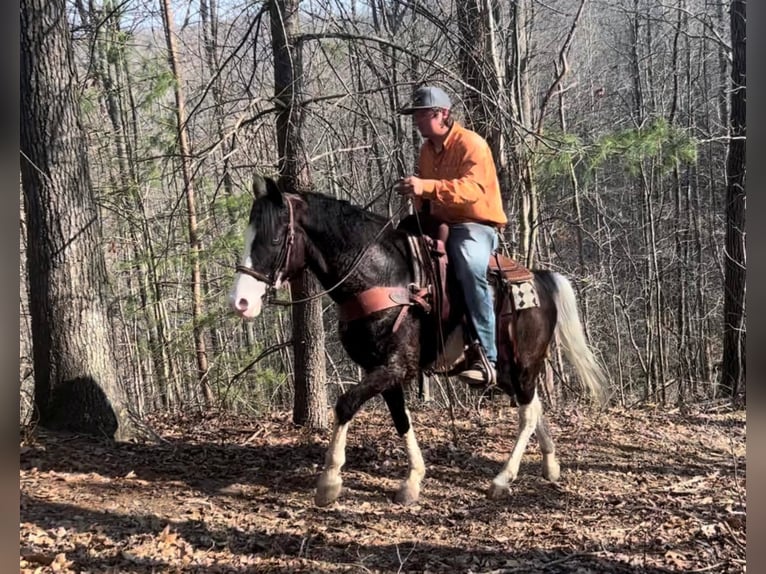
[{"left": 20, "top": 0, "right": 745, "bottom": 572}]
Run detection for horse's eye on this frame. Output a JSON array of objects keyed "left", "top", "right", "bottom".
[{"left": 272, "top": 236, "right": 282, "bottom": 245}]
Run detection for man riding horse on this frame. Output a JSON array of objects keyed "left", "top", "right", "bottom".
[
  {"left": 396, "top": 85, "right": 506, "bottom": 387},
  {"left": 229, "top": 86, "right": 605, "bottom": 506}
]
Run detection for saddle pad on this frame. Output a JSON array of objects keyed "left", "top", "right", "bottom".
[{"left": 511, "top": 280, "right": 540, "bottom": 309}]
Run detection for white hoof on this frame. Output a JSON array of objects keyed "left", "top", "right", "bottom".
[
  {"left": 488, "top": 481, "right": 511, "bottom": 499},
  {"left": 315, "top": 476, "right": 342, "bottom": 507},
  {"left": 394, "top": 482, "right": 420, "bottom": 505},
  {"left": 543, "top": 457, "right": 561, "bottom": 482}
]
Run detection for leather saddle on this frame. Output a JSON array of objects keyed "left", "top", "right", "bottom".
[{"left": 397, "top": 213, "right": 534, "bottom": 327}]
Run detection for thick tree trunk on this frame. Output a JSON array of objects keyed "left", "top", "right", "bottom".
[
  {"left": 721, "top": 0, "right": 746, "bottom": 402},
  {"left": 290, "top": 273, "right": 329, "bottom": 427},
  {"left": 271, "top": 0, "right": 328, "bottom": 428},
  {"left": 20, "top": 0, "right": 135, "bottom": 440}
]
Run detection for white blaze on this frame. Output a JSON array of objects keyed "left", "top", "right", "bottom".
[{"left": 229, "top": 224, "right": 268, "bottom": 319}]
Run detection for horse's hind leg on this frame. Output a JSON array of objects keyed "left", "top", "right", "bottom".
[
  {"left": 489, "top": 384, "right": 544, "bottom": 499},
  {"left": 383, "top": 387, "right": 425, "bottom": 505},
  {"left": 536, "top": 410, "right": 560, "bottom": 482}
]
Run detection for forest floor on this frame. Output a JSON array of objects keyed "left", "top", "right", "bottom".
[{"left": 20, "top": 399, "right": 746, "bottom": 573}]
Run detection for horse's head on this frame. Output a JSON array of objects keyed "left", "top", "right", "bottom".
[{"left": 229, "top": 176, "right": 304, "bottom": 319}]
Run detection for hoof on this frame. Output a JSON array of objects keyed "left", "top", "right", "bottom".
[
  {"left": 488, "top": 481, "right": 510, "bottom": 499},
  {"left": 394, "top": 483, "right": 420, "bottom": 505},
  {"left": 315, "top": 478, "right": 342, "bottom": 507},
  {"left": 543, "top": 459, "right": 561, "bottom": 482}
]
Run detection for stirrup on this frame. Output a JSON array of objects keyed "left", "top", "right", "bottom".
[{"left": 456, "top": 343, "right": 496, "bottom": 388}]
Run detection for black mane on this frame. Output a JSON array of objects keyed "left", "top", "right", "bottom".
[
  {"left": 264, "top": 191, "right": 411, "bottom": 295},
  {"left": 299, "top": 192, "right": 393, "bottom": 244}
]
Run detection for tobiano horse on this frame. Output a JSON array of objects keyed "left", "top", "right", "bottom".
[{"left": 229, "top": 176, "right": 606, "bottom": 506}]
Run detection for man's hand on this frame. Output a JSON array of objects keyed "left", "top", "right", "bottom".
[{"left": 395, "top": 176, "right": 425, "bottom": 197}]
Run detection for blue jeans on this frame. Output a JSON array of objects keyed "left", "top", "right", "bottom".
[{"left": 446, "top": 223, "right": 499, "bottom": 364}]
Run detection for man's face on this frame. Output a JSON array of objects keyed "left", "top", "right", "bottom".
[{"left": 413, "top": 108, "right": 449, "bottom": 138}]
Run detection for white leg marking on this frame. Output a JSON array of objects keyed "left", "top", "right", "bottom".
[
  {"left": 489, "top": 391, "right": 542, "bottom": 498},
  {"left": 229, "top": 224, "right": 268, "bottom": 319},
  {"left": 536, "top": 414, "right": 560, "bottom": 482},
  {"left": 394, "top": 410, "right": 426, "bottom": 505},
  {"left": 315, "top": 420, "right": 349, "bottom": 506}
]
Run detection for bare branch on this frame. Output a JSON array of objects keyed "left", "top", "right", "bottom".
[{"left": 535, "top": 0, "right": 588, "bottom": 136}]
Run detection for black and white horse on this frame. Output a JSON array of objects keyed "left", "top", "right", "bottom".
[{"left": 230, "top": 177, "right": 605, "bottom": 506}]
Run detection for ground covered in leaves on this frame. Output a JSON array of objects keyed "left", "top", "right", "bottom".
[{"left": 20, "top": 400, "right": 746, "bottom": 573}]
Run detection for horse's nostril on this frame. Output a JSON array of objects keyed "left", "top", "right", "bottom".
[{"left": 236, "top": 297, "right": 249, "bottom": 311}]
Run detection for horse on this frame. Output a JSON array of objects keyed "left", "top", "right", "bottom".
[{"left": 229, "top": 176, "right": 606, "bottom": 506}]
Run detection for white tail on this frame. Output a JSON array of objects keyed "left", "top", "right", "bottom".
[{"left": 548, "top": 272, "right": 607, "bottom": 405}]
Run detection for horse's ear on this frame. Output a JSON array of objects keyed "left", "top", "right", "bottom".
[
  {"left": 252, "top": 175, "right": 285, "bottom": 205},
  {"left": 252, "top": 174, "right": 268, "bottom": 198},
  {"left": 264, "top": 177, "right": 284, "bottom": 204}
]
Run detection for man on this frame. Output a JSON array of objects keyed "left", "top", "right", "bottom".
[{"left": 396, "top": 85, "right": 507, "bottom": 386}]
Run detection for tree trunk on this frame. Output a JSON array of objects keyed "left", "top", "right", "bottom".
[
  {"left": 160, "top": 0, "right": 214, "bottom": 407},
  {"left": 457, "top": 0, "right": 502, "bottom": 159},
  {"left": 630, "top": 0, "right": 645, "bottom": 125},
  {"left": 507, "top": 0, "right": 535, "bottom": 263},
  {"left": 721, "top": 0, "right": 746, "bottom": 402},
  {"left": 557, "top": 67, "right": 589, "bottom": 331},
  {"left": 20, "top": 0, "right": 135, "bottom": 440},
  {"left": 271, "top": 0, "right": 328, "bottom": 428},
  {"left": 290, "top": 274, "right": 329, "bottom": 426}
]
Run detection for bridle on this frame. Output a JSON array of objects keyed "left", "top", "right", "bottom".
[
  {"left": 235, "top": 194, "right": 297, "bottom": 289},
  {"left": 234, "top": 195, "right": 408, "bottom": 307}
]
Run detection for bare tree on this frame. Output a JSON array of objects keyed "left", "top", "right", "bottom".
[
  {"left": 507, "top": 0, "right": 587, "bottom": 268},
  {"left": 457, "top": 0, "right": 503, "bottom": 159},
  {"left": 160, "top": 0, "right": 214, "bottom": 406},
  {"left": 20, "top": 0, "right": 135, "bottom": 440},
  {"left": 721, "top": 0, "right": 745, "bottom": 402},
  {"left": 271, "top": 0, "right": 328, "bottom": 428}
]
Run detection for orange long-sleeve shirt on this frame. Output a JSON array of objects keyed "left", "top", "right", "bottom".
[{"left": 414, "top": 121, "right": 507, "bottom": 227}]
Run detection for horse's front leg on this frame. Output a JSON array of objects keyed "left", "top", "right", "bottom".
[
  {"left": 314, "top": 365, "right": 401, "bottom": 506},
  {"left": 383, "top": 388, "right": 425, "bottom": 505},
  {"left": 315, "top": 383, "right": 373, "bottom": 507},
  {"left": 315, "top": 327, "right": 419, "bottom": 506},
  {"left": 315, "top": 419, "right": 349, "bottom": 507}
]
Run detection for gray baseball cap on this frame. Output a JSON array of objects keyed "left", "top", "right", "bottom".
[{"left": 398, "top": 86, "right": 452, "bottom": 115}]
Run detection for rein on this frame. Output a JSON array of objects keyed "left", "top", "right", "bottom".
[{"left": 236, "top": 197, "right": 409, "bottom": 307}]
